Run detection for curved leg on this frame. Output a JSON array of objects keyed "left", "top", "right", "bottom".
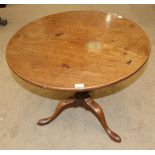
[
  {"left": 37, "top": 98, "right": 76, "bottom": 126},
  {"left": 84, "top": 98, "right": 121, "bottom": 143},
  {"left": 37, "top": 91, "right": 121, "bottom": 143}
]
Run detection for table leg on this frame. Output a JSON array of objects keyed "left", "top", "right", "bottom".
[
  {"left": 37, "top": 91, "right": 121, "bottom": 143},
  {"left": 37, "top": 98, "right": 76, "bottom": 125},
  {"left": 84, "top": 98, "right": 121, "bottom": 143}
]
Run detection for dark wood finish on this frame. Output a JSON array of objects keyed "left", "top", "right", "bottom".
[
  {"left": 6, "top": 11, "right": 151, "bottom": 143},
  {"left": 37, "top": 92, "right": 121, "bottom": 143},
  {"left": 6, "top": 11, "right": 151, "bottom": 91}
]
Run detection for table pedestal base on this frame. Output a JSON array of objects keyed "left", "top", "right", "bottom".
[{"left": 37, "top": 91, "right": 121, "bottom": 143}]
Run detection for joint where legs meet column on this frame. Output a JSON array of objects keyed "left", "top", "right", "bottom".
[{"left": 37, "top": 91, "right": 121, "bottom": 143}]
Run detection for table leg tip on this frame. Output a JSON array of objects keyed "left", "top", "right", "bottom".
[
  {"left": 107, "top": 130, "right": 121, "bottom": 143},
  {"left": 37, "top": 118, "right": 51, "bottom": 126},
  {"left": 114, "top": 137, "right": 121, "bottom": 143}
]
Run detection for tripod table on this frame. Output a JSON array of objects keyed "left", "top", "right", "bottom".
[{"left": 6, "top": 11, "right": 151, "bottom": 143}]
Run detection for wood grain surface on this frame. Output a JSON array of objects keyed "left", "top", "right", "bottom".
[{"left": 6, "top": 11, "right": 151, "bottom": 91}]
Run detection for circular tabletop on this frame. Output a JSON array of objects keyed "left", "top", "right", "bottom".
[{"left": 6, "top": 11, "right": 151, "bottom": 91}]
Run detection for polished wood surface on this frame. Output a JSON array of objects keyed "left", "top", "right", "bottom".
[
  {"left": 6, "top": 11, "right": 151, "bottom": 143},
  {"left": 6, "top": 11, "right": 151, "bottom": 91},
  {"left": 37, "top": 91, "right": 121, "bottom": 143}
]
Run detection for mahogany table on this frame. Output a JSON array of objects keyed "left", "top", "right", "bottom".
[{"left": 6, "top": 11, "right": 151, "bottom": 143}]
